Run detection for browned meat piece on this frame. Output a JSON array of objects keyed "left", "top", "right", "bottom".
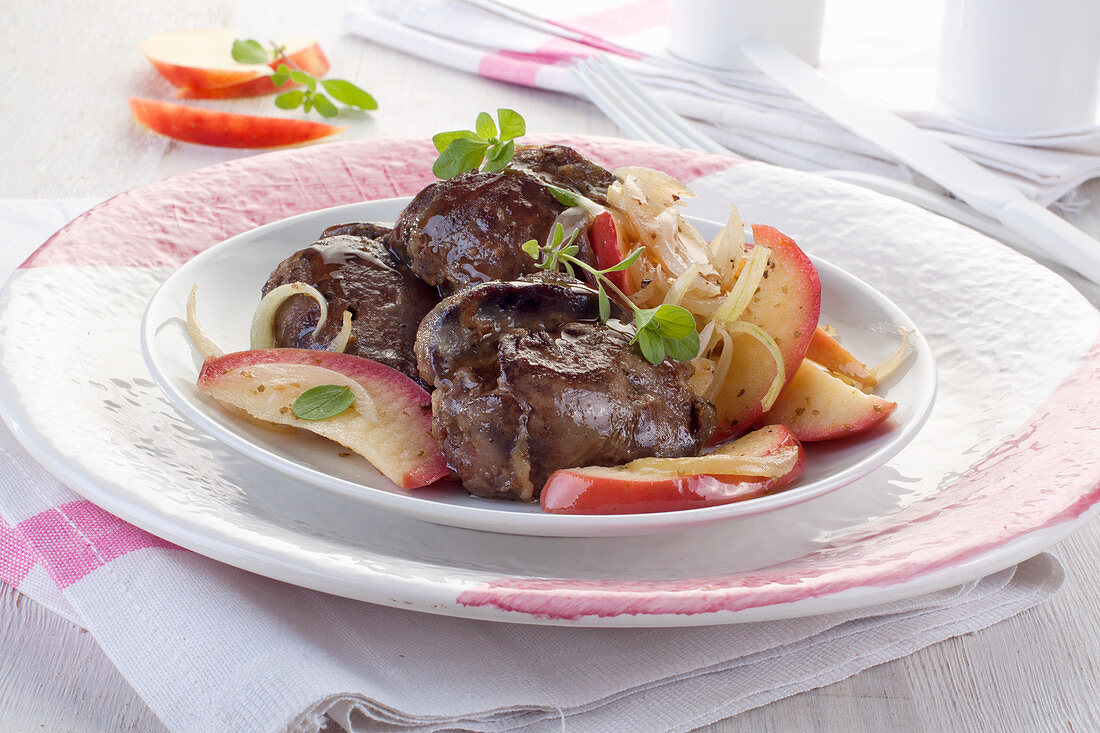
[
  {"left": 511, "top": 144, "right": 616, "bottom": 203},
  {"left": 389, "top": 145, "right": 615, "bottom": 294},
  {"left": 319, "top": 221, "right": 393, "bottom": 241},
  {"left": 263, "top": 227, "right": 439, "bottom": 383},
  {"left": 416, "top": 277, "right": 716, "bottom": 501}
]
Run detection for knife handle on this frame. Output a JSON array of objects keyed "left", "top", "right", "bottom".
[{"left": 998, "top": 199, "right": 1100, "bottom": 286}]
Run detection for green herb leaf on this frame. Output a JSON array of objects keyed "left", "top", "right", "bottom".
[
  {"left": 482, "top": 139, "right": 515, "bottom": 172},
  {"left": 497, "top": 108, "right": 525, "bottom": 140},
  {"left": 545, "top": 184, "right": 584, "bottom": 208},
  {"left": 476, "top": 111, "right": 497, "bottom": 140},
  {"left": 601, "top": 247, "right": 644, "bottom": 273},
  {"left": 652, "top": 304, "right": 696, "bottom": 340},
  {"left": 292, "top": 384, "right": 355, "bottom": 420},
  {"left": 432, "top": 130, "right": 482, "bottom": 154},
  {"left": 636, "top": 328, "right": 666, "bottom": 365},
  {"left": 632, "top": 307, "right": 659, "bottom": 336},
  {"left": 431, "top": 110, "right": 524, "bottom": 179},
  {"left": 313, "top": 93, "right": 339, "bottom": 118},
  {"left": 597, "top": 283, "right": 611, "bottom": 322},
  {"left": 270, "top": 66, "right": 292, "bottom": 87},
  {"left": 664, "top": 331, "right": 701, "bottom": 361},
  {"left": 288, "top": 69, "right": 317, "bottom": 92},
  {"left": 275, "top": 90, "right": 305, "bottom": 109},
  {"left": 522, "top": 239, "right": 541, "bottom": 260},
  {"left": 321, "top": 79, "right": 378, "bottom": 110},
  {"left": 432, "top": 137, "right": 490, "bottom": 179},
  {"left": 232, "top": 38, "right": 270, "bottom": 64}
]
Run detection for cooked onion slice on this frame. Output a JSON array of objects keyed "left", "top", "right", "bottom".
[
  {"left": 727, "top": 321, "right": 786, "bottom": 411},
  {"left": 186, "top": 285, "right": 224, "bottom": 359},
  {"left": 612, "top": 166, "right": 695, "bottom": 212},
  {"left": 250, "top": 282, "right": 330, "bottom": 350},
  {"left": 625, "top": 443, "right": 800, "bottom": 479},
  {"left": 664, "top": 263, "right": 702, "bottom": 306},
  {"left": 711, "top": 244, "right": 771, "bottom": 324},
  {"left": 327, "top": 311, "right": 354, "bottom": 354},
  {"left": 708, "top": 206, "right": 746, "bottom": 289},
  {"left": 870, "top": 328, "right": 912, "bottom": 383}
]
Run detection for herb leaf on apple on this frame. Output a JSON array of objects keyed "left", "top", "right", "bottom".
[{"left": 292, "top": 384, "right": 356, "bottom": 420}]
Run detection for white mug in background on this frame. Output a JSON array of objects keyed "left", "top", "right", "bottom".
[
  {"left": 667, "top": 0, "right": 826, "bottom": 71},
  {"left": 936, "top": 0, "right": 1100, "bottom": 133}
]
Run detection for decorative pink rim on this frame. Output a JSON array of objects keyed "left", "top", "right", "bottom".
[{"left": 12, "top": 135, "right": 1100, "bottom": 621}]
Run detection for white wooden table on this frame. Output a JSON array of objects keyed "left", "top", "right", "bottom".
[{"left": 3, "top": 1, "right": 1099, "bottom": 730}]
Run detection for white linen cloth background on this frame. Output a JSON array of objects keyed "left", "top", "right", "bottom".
[
  {"left": 0, "top": 197, "right": 1068, "bottom": 731},
  {"left": 341, "top": 0, "right": 1100, "bottom": 209}
]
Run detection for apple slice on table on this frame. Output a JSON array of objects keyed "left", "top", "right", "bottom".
[
  {"left": 758, "top": 359, "right": 896, "bottom": 441},
  {"left": 541, "top": 425, "right": 805, "bottom": 515},
  {"left": 129, "top": 98, "right": 345, "bottom": 148},
  {"left": 140, "top": 29, "right": 327, "bottom": 92},
  {"left": 709, "top": 224, "right": 821, "bottom": 440},
  {"left": 197, "top": 348, "right": 451, "bottom": 489},
  {"left": 174, "top": 42, "right": 331, "bottom": 99}
]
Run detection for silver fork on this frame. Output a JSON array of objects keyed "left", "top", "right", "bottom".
[
  {"left": 571, "top": 55, "right": 728, "bottom": 155},
  {"left": 570, "top": 55, "right": 1029, "bottom": 250}
]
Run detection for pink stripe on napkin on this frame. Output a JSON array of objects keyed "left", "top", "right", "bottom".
[
  {"left": 16, "top": 501, "right": 177, "bottom": 589},
  {"left": 478, "top": 51, "right": 545, "bottom": 87},
  {"left": 552, "top": 0, "right": 668, "bottom": 39},
  {"left": 0, "top": 518, "right": 35, "bottom": 588}
]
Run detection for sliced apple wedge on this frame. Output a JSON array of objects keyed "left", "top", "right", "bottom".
[
  {"left": 129, "top": 98, "right": 345, "bottom": 148},
  {"left": 758, "top": 359, "right": 896, "bottom": 441},
  {"left": 805, "top": 326, "right": 876, "bottom": 391},
  {"left": 140, "top": 29, "right": 325, "bottom": 91},
  {"left": 174, "top": 42, "right": 331, "bottom": 99},
  {"left": 590, "top": 212, "right": 636, "bottom": 295},
  {"left": 198, "top": 349, "right": 451, "bottom": 489},
  {"left": 709, "top": 224, "right": 821, "bottom": 440},
  {"left": 541, "top": 425, "right": 805, "bottom": 515}
]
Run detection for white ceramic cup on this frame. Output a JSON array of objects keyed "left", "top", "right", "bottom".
[
  {"left": 667, "top": 0, "right": 827, "bottom": 71},
  {"left": 936, "top": 0, "right": 1100, "bottom": 132}
]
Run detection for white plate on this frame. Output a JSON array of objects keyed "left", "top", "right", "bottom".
[
  {"left": 140, "top": 197, "right": 936, "bottom": 536},
  {"left": 2, "top": 136, "right": 1098, "bottom": 626}
]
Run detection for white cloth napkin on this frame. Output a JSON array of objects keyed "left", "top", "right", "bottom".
[
  {"left": 0, "top": 200, "right": 1066, "bottom": 732},
  {"left": 340, "top": 0, "right": 1100, "bottom": 208}
]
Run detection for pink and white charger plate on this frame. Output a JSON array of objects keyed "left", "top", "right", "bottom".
[{"left": 1, "top": 135, "right": 1098, "bottom": 626}]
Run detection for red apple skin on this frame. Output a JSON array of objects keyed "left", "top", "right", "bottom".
[
  {"left": 590, "top": 212, "right": 634, "bottom": 295},
  {"left": 198, "top": 348, "right": 451, "bottom": 488},
  {"left": 174, "top": 43, "right": 331, "bottom": 99},
  {"left": 146, "top": 58, "right": 264, "bottom": 92},
  {"left": 710, "top": 224, "right": 821, "bottom": 441},
  {"left": 141, "top": 30, "right": 270, "bottom": 90},
  {"left": 541, "top": 425, "right": 805, "bottom": 515},
  {"left": 129, "top": 98, "right": 345, "bottom": 148},
  {"left": 758, "top": 359, "right": 897, "bottom": 442}
]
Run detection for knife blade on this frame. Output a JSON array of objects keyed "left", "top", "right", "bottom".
[{"left": 739, "top": 37, "right": 1100, "bottom": 286}]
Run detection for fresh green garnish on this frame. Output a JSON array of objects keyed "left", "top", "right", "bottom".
[
  {"left": 432, "top": 109, "right": 526, "bottom": 179},
  {"left": 523, "top": 223, "right": 700, "bottom": 366},
  {"left": 292, "top": 384, "right": 356, "bottom": 420},
  {"left": 231, "top": 38, "right": 377, "bottom": 118}
]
